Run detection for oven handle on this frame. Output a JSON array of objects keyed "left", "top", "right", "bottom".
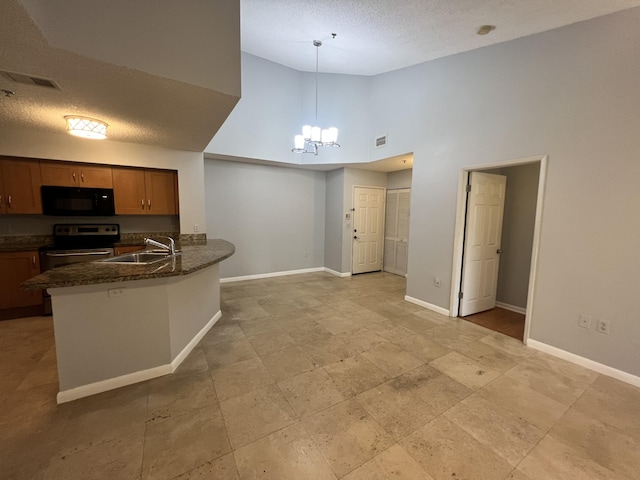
[{"left": 45, "top": 251, "right": 113, "bottom": 257}]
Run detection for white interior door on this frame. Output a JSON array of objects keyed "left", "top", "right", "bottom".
[
  {"left": 384, "top": 188, "right": 411, "bottom": 276},
  {"left": 352, "top": 186, "right": 385, "bottom": 274},
  {"left": 460, "top": 172, "right": 507, "bottom": 316}
]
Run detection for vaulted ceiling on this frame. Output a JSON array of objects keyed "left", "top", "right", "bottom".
[{"left": 1, "top": 0, "right": 638, "bottom": 152}]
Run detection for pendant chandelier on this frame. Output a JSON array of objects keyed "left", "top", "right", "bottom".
[{"left": 292, "top": 39, "right": 340, "bottom": 155}]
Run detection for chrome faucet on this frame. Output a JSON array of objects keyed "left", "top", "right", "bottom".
[{"left": 144, "top": 236, "right": 176, "bottom": 255}]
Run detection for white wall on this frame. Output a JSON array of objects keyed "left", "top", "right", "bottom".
[
  {"left": 204, "top": 159, "right": 326, "bottom": 278},
  {"left": 206, "top": 53, "right": 371, "bottom": 166},
  {"left": 0, "top": 129, "right": 206, "bottom": 234},
  {"left": 369, "top": 9, "right": 640, "bottom": 375}
]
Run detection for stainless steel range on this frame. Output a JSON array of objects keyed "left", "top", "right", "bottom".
[{"left": 40, "top": 223, "right": 120, "bottom": 314}]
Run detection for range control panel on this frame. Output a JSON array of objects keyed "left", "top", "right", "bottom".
[{"left": 54, "top": 224, "right": 120, "bottom": 237}]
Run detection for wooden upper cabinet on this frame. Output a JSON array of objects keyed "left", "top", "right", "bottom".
[
  {"left": 145, "top": 170, "right": 177, "bottom": 215},
  {"left": 0, "top": 251, "right": 43, "bottom": 309},
  {"left": 112, "top": 168, "right": 177, "bottom": 215},
  {"left": 0, "top": 157, "right": 42, "bottom": 214},
  {"left": 41, "top": 161, "right": 113, "bottom": 188},
  {"left": 112, "top": 168, "right": 147, "bottom": 215}
]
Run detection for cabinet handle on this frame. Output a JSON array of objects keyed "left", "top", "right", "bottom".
[
  {"left": 32, "top": 255, "right": 36, "bottom": 266},
  {"left": 81, "top": 171, "right": 85, "bottom": 182},
  {"left": 7, "top": 195, "right": 11, "bottom": 207},
  {"left": 72, "top": 170, "right": 76, "bottom": 181},
  {"left": 141, "top": 199, "right": 145, "bottom": 209},
  {"left": 148, "top": 199, "right": 151, "bottom": 209}
]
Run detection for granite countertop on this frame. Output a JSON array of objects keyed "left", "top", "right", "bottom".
[
  {"left": 0, "top": 235, "right": 53, "bottom": 252},
  {"left": 22, "top": 239, "right": 235, "bottom": 290}
]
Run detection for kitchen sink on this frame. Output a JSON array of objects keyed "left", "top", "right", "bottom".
[{"left": 98, "top": 251, "right": 180, "bottom": 265}]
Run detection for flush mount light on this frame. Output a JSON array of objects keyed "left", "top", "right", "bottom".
[
  {"left": 64, "top": 115, "right": 108, "bottom": 140},
  {"left": 477, "top": 25, "right": 496, "bottom": 35}
]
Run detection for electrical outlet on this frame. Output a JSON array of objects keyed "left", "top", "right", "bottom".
[
  {"left": 597, "top": 319, "right": 611, "bottom": 335},
  {"left": 578, "top": 314, "right": 592, "bottom": 329},
  {"left": 108, "top": 288, "right": 126, "bottom": 298},
  {"left": 193, "top": 224, "right": 200, "bottom": 233},
  {"left": 434, "top": 277, "right": 441, "bottom": 287}
]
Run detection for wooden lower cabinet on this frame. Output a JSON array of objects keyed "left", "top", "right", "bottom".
[
  {"left": 0, "top": 251, "right": 43, "bottom": 309},
  {"left": 114, "top": 245, "right": 145, "bottom": 256}
]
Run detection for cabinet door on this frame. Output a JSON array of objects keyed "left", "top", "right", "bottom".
[
  {"left": 0, "top": 166, "right": 6, "bottom": 214},
  {"left": 1, "top": 158, "right": 42, "bottom": 214},
  {"left": 114, "top": 245, "right": 145, "bottom": 256},
  {"left": 78, "top": 164, "right": 113, "bottom": 188},
  {"left": 113, "top": 168, "right": 147, "bottom": 215},
  {"left": 0, "top": 251, "right": 43, "bottom": 309},
  {"left": 42, "top": 161, "right": 113, "bottom": 188},
  {"left": 145, "top": 170, "right": 177, "bottom": 215},
  {"left": 40, "top": 161, "right": 76, "bottom": 186}
]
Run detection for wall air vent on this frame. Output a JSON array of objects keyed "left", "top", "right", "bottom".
[
  {"left": 0, "top": 70, "right": 61, "bottom": 90},
  {"left": 375, "top": 134, "right": 387, "bottom": 148}
]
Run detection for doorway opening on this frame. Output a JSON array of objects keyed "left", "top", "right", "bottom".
[{"left": 450, "top": 155, "right": 548, "bottom": 344}]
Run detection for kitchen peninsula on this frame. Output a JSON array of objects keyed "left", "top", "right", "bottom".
[{"left": 23, "top": 240, "right": 234, "bottom": 403}]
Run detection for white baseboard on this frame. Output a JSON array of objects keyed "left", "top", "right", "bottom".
[
  {"left": 527, "top": 339, "right": 640, "bottom": 389},
  {"left": 221, "top": 267, "right": 325, "bottom": 283},
  {"left": 57, "top": 310, "right": 222, "bottom": 404},
  {"left": 324, "top": 268, "right": 352, "bottom": 278},
  {"left": 496, "top": 301, "right": 527, "bottom": 315},
  {"left": 404, "top": 295, "right": 450, "bottom": 316},
  {"left": 57, "top": 364, "right": 172, "bottom": 404},
  {"left": 170, "top": 310, "right": 221, "bottom": 371}
]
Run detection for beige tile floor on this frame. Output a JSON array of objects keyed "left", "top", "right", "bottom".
[{"left": 1, "top": 271, "right": 640, "bottom": 479}]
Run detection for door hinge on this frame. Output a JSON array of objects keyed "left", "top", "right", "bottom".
[
  {"left": 458, "top": 291, "right": 464, "bottom": 299},
  {"left": 465, "top": 184, "right": 471, "bottom": 193}
]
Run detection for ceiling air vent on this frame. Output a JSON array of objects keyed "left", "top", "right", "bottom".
[
  {"left": 0, "top": 70, "right": 61, "bottom": 90},
  {"left": 375, "top": 134, "right": 387, "bottom": 148}
]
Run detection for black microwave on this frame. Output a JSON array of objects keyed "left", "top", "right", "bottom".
[{"left": 41, "top": 186, "right": 116, "bottom": 216}]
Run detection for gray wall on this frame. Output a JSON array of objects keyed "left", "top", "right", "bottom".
[
  {"left": 369, "top": 10, "right": 640, "bottom": 375},
  {"left": 203, "top": 9, "right": 640, "bottom": 377},
  {"left": 486, "top": 163, "right": 540, "bottom": 309},
  {"left": 204, "top": 159, "right": 326, "bottom": 278},
  {"left": 206, "top": 53, "right": 371, "bottom": 166},
  {"left": 387, "top": 169, "right": 412, "bottom": 190},
  {"left": 324, "top": 169, "right": 345, "bottom": 273}
]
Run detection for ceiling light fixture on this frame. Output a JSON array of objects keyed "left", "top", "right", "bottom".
[
  {"left": 64, "top": 115, "right": 108, "bottom": 140},
  {"left": 292, "top": 39, "right": 340, "bottom": 155}
]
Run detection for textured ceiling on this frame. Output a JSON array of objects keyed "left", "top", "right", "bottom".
[
  {"left": 0, "top": 0, "right": 240, "bottom": 152},
  {"left": 2, "top": 0, "right": 639, "bottom": 156},
  {"left": 241, "top": 0, "right": 640, "bottom": 75}
]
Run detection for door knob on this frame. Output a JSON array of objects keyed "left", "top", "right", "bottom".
[
  {"left": 354, "top": 236, "right": 360, "bottom": 240},
  {"left": 497, "top": 249, "right": 504, "bottom": 254}
]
